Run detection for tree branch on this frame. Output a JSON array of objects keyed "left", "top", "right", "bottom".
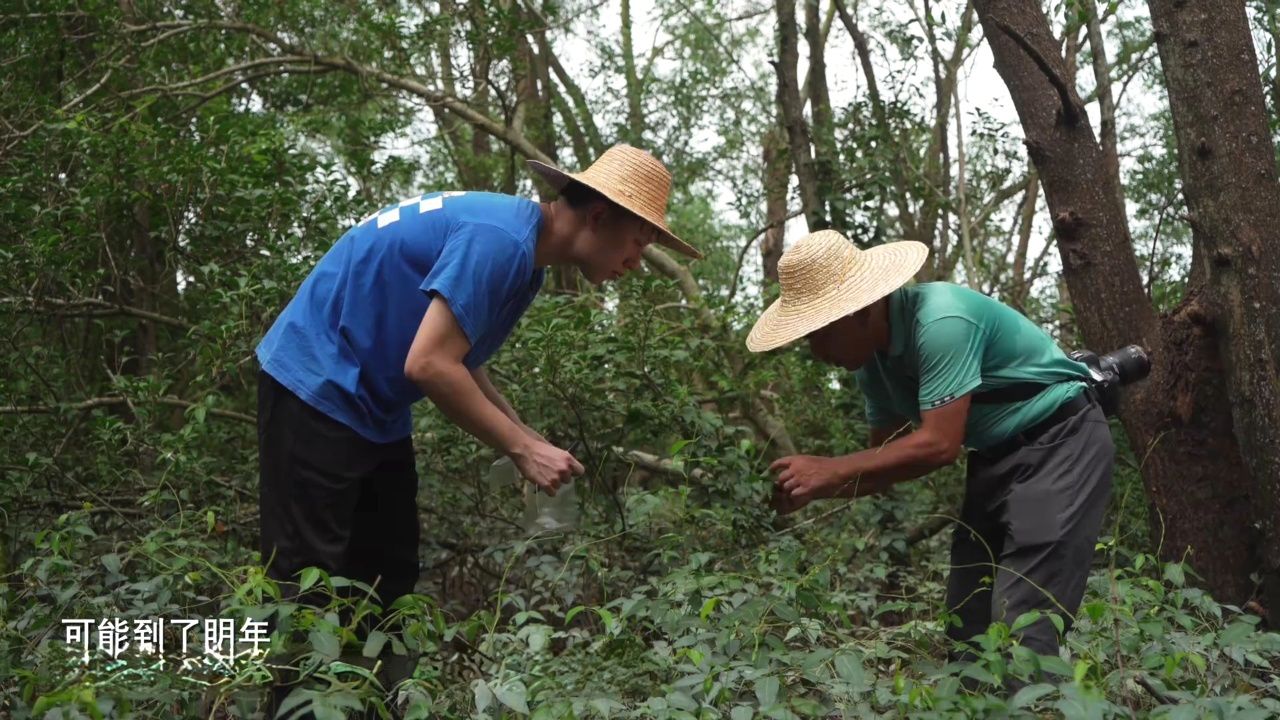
[
  {"left": 990, "top": 18, "right": 1082, "bottom": 125},
  {"left": 0, "top": 396, "right": 254, "bottom": 424},
  {"left": 1, "top": 296, "right": 192, "bottom": 329},
  {"left": 727, "top": 209, "right": 804, "bottom": 303}
]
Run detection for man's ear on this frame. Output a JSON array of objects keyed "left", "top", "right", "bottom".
[{"left": 586, "top": 201, "right": 611, "bottom": 232}]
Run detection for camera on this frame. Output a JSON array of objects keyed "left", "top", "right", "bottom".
[{"left": 1067, "top": 344, "right": 1152, "bottom": 416}]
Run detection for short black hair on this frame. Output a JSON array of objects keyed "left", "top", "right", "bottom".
[{"left": 560, "top": 180, "right": 613, "bottom": 210}]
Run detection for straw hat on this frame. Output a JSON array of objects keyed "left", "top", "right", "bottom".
[
  {"left": 746, "top": 230, "right": 929, "bottom": 352},
  {"left": 527, "top": 145, "right": 701, "bottom": 259}
]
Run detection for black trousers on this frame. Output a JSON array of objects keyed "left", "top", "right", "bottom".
[
  {"left": 945, "top": 395, "right": 1115, "bottom": 665},
  {"left": 257, "top": 369, "right": 420, "bottom": 614},
  {"left": 258, "top": 371, "right": 421, "bottom": 718}
]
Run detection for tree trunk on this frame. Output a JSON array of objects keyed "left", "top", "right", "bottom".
[
  {"left": 805, "top": 0, "right": 841, "bottom": 230},
  {"left": 762, "top": 118, "right": 790, "bottom": 286},
  {"left": 973, "top": 0, "right": 1258, "bottom": 604},
  {"left": 1084, "top": 0, "right": 1124, "bottom": 212},
  {"left": 773, "top": 0, "right": 825, "bottom": 231},
  {"left": 1147, "top": 0, "right": 1280, "bottom": 611},
  {"left": 1009, "top": 168, "right": 1039, "bottom": 309},
  {"left": 621, "top": 0, "right": 645, "bottom": 144}
]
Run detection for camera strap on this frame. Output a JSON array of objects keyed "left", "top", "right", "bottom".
[{"left": 969, "top": 381, "right": 1055, "bottom": 405}]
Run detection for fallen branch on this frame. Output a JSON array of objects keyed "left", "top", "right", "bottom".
[{"left": 613, "top": 446, "right": 706, "bottom": 480}]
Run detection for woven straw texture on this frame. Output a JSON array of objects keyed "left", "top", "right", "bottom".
[
  {"left": 746, "top": 230, "right": 929, "bottom": 352},
  {"left": 527, "top": 145, "right": 701, "bottom": 259}
]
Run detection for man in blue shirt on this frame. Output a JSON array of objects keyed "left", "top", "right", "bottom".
[{"left": 255, "top": 146, "right": 699, "bottom": 620}]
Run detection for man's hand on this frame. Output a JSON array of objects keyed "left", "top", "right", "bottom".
[
  {"left": 770, "top": 455, "right": 845, "bottom": 506},
  {"left": 512, "top": 441, "right": 584, "bottom": 496},
  {"left": 770, "top": 484, "right": 811, "bottom": 515}
]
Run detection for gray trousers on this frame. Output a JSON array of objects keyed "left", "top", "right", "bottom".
[{"left": 945, "top": 397, "right": 1115, "bottom": 660}]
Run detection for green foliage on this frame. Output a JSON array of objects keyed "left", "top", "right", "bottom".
[{"left": 3, "top": 1, "right": 1277, "bottom": 718}]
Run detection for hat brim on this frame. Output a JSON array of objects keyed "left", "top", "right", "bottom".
[
  {"left": 527, "top": 159, "right": 702, "bottom": 260},
  {"left": 745, "top": 241, "right": 929, "bottom": 352}
]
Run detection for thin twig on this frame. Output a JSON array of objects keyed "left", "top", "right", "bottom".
[{"left": 727, "top": 209, "right": 804, "bottom": 303}]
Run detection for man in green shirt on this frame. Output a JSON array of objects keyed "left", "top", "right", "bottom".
[{"left": 746, "top": 229, "right": 1115, "bottom": 664}]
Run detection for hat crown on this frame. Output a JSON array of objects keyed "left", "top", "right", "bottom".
[
  {"left": 579, "top": 144, "right": 672, "bottom": 216},
  {"left": 525, "top": 144, "right": 703, "bottom": 259},
  {"left": 777, "top": 230, "right": 861, "bottom": 305}
]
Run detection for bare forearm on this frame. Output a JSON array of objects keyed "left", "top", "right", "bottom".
[
  {"left": 868, "top": 420, "right": 912, "bottom": 449},
  {"left": 472, "top": 369, "right": 518, "bottom": 421},
  {"left": 413, "top": 363, "right": 530, "bottom": 455},
  {"left": 471, "top": 369, "right": 543, "bottom": 439},
  {"left": 831, "top": 433, "right": 957, "bottom": 498}
]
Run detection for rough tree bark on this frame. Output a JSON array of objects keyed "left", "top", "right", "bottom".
[
  {"left": 805, "top": 0, "right": 842, "bottom": 231},
  {"left": 762, "top": 118, "right": 790, "bottom": 285},
  {"left": 773, "top": 0, "right": 825, "bottom": 231},
  {"left": 1146, "top": 0, "right": 1280, "bottom": 611},
  {"left": 973, "top": 0, "right": 1258, "bottom": 603}
]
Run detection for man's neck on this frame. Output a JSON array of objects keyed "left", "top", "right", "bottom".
[
  {"left": 873, "top": 296, "right": 893, "bottom": 353},
  {"left": 534, "top": 200, "right": 573, "bottom": 268}
]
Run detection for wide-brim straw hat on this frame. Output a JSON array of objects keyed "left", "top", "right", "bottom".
[
  {"left": 746, "top": 230, "right": 929, "bottom": 352},
  {"left": 527, "top": 145, "right": 701, "bottom": 259}
]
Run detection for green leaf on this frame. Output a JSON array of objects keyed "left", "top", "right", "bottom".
[
  {"left": 1163, "top": 563, "right": 1186, "bottom": 587},
  {"left": 494, "top": 682, "right": 530, "bottom": 715},
  {"left": 754, "top": 676, "right": 780, "bottom": 707},
  {"left": 1010, "top": 682, "right": 1055, "bottom": 709},
  {"left": 1010, "top": 610, "right": 1042, "bottom": 633},
  {"left": 596, "top": 607, "right": 616, "bottom": 633},
  {"left": 834, "top": 653, "right": 865, "bottom": 689},
  {"left": 1218, "top": 620, "right": 1255, "bottom": 645},
  {"left": 101, "top": 553, "right": 121, "bottom": 575},
  {"left": 299, "top": 567, "right": 321, "bottom": 593},
  {"left": 564, "top": 605, "right": 586, "bottom": 624},
  {"left": 309, "top": 629, "right": 339, "bottom": 660},
  {"left": 1049, "top": 613, "right": 1065, "bottom": 636},
  {"left": 669, "top": 439, "right": 694, "bottom": 457},
  {"left": 473, "top": 680, "right": 493, "bottom": 714},
  {"left": 362, "top": 630, "right": 388, "bottom": 659},
  {"left": 1034, "top": 653, "right": 1075, "bottom": 676},
  {"left": 731, "top": 707, "right": 754, "bottom": 720},
  {"left": 700, "top": 597, "right": 719, "bottom": 621}
]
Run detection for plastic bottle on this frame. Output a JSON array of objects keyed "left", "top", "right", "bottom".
[{"left": 487, "top": 456, "right": 579, "bottom": 533}]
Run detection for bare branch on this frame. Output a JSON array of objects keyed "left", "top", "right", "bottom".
[
  {"left": 728, "top": 209, "right": 804, "bottom": 303},
  {"left": 990, "top": 18, "right": 1083, "bottom": 125},
  {"left": 0, "top": 396, "right": 254, "bottom": 424},
  {"left": 1, "top": 296, "right": 192, "bottom": 329}
]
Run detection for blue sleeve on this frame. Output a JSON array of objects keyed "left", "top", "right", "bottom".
[
  {"left": 419, "top": 223, "right": 525, "bottom": 368},
  {"left": 916, "top": 316, "right": 985, "bottom": 412}
]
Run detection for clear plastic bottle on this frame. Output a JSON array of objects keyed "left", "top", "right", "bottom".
[{"left": 487, "top": 456, "right": 579, "bottom": 533}]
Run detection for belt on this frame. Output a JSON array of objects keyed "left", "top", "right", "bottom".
[{"left": 974, "top": 390, "right": 1093, "bottom": 461}]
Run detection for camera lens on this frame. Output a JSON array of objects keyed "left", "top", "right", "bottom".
[{"left": 1099, "top": 345, "right": 1151, "bottom": 385}]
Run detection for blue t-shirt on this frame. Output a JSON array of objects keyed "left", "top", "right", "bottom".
[{"left": 257, "top": 191, "right": 545, "bottom": 443}]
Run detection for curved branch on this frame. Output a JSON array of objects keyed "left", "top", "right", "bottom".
[
  {"left": 991, "top": 17, "right": 1082, "bottom": 125},
  {"left": 727, "top": 209, "right": 804, "bottom": 303}
]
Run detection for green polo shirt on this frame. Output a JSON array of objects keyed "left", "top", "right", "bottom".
[{"left": 853, "top": 282, "right": 1090, "bottom": 451}]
